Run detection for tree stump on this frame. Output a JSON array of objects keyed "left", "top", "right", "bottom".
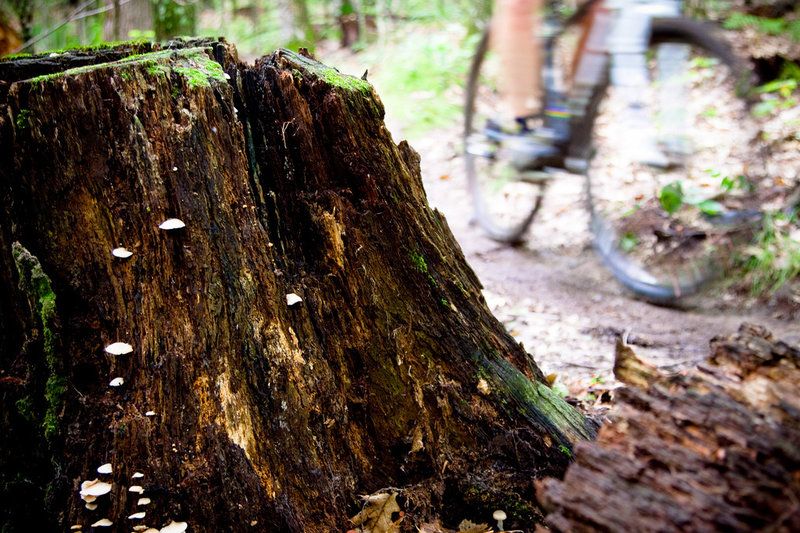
[
  {"left": 536, "top": 323, "right": 800, "bottom": 532},
  {"left": 0, "top": 40, "right": 596, "bottom": 532}
]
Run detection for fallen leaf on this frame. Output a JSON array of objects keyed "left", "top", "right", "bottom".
[
  {"left": 457, "top": 520, "right": 491, "bottom": 533},
  {"left": 350, "top": 492, "right": 403, "bottom": 533}
]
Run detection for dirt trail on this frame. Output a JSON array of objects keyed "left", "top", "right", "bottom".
[{"left": 408, "top": 125, "right": 799, "bottom": 394}]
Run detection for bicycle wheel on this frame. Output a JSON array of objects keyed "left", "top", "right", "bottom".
[
  {"left": 464, "top": 27, "right": 550, "bottom": 244},
  {"left": 584, "top": 18, "right": 758, "bottom": 304}
]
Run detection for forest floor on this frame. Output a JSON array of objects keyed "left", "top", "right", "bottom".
[
  {"left": 408, "top": 123, "right": 799, "bottom": 403},
  {"left": 313, "top": 39, "right": 800, "bottom": 407}
]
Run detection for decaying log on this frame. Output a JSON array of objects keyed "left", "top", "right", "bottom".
[
  {"left": 537, "top": 323, "right": 800, "bottom": 532},
  {"left": 0, "top": 40, "right": 596, "bottom": 532}
]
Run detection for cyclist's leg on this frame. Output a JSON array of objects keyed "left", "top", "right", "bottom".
[{"left": 491, "top": 0, "right": 544, "bottom": 130}]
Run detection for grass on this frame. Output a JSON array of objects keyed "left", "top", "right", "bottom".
[{"left": 737, "top": 211, "right": 800, "bottom": 296}]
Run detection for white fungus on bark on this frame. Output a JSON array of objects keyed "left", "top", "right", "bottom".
[
  {"left": 160, "top": 521, "right": 188, "bottom": 533},
  {"left": 109, "top": 377, "right": 124, "bottom": 387},
  {"left": 104, "top": 342, "right": 133, "bottom": 355},
  {"left": 158, "top": 218, "right": 186, "bottom": 230},
  {"left": 286, "top": 293, "right": 302, "bottom": 306},
  {"left": 96, "top": 463, "right": 112, "bottom": 474},
  {"left": 111, "top": 247, "right": 133, "bottom": 258}
]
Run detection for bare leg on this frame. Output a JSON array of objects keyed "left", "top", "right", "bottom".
[{"left": 492, "top": 0, "right": 544, "bottom": 125}]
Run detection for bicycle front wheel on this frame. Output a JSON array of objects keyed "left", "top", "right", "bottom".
[
  {"left": 584, "top": 18, "right": 758, "bottom": 304},
  {"left": 464, "top": 27, "right": 549, "bottom": 244}
]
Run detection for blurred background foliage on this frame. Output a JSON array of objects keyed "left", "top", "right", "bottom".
[{"left": 0, "top": 0, "right": 797, "bottom": 137}]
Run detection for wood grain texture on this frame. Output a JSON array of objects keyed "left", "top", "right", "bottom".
[
  {"left": 0, "top": 40, "right": 595, "bottom": 532},
  {"left": 537, "top": 323, "right": 800, "bottom": 532}
]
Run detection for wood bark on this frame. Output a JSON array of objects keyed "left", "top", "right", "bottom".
[
  {"left": 0, "top": 39, "right": 596, "bottom": 532},
  {"left": 536, "top": 323, "right": 800, "bottom": 532}
]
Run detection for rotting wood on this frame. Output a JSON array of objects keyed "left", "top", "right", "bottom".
[
  {"left": 536, "top": 323, "right": 800, "bottom": 532},
  {"left": 0, "top": 39, "right": 596, "bottom": 532}
]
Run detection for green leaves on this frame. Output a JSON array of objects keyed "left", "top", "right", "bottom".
[
  {"left": 659, "top": 181, "right": 724, "bottom": 216},
  {"left": 659, "top": 182, "right": 684, "bottom": 215}
]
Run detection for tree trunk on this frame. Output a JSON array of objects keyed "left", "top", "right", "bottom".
[
  {"left": 536, "top": 323, "right": 800, "bottom": 532},
  {"left": 0, "top": 39, "right": 596, "bottom": 532}
]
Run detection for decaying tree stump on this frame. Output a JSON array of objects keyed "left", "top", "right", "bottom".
[
  {"left": 0, "top": 40, "right": 596, "bottom": 532},
  {"left": 536, "top": 323, "right": 800, "bottom": 532}
]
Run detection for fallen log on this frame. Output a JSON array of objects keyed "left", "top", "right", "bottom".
[{"left": 537, "top": 323, "right": 800, "bottom": 532}]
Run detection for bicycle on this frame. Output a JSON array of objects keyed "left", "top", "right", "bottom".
[{"left": 464, "top": 0, "right": 766, "bottom": 304}]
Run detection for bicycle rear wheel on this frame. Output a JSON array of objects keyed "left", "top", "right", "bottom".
[
  {"left": 584, "top": 18, "right": 759, "bottom": 304},
  {"left": 464, "top": 27, "right": 550, "bottom": 244}
]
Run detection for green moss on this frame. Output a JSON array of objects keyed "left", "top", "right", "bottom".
[
  {"left": 12, "top": 243, "right": 63, "bottom": 447},
  {"left": 479, "top": 351, "right": 595, "bottom": 445},
  {"left": 15, "top": 396, "right": 35, "bottom": 422},
  {"left": 27, "top": 47, "right": 227, "bottom": 89},
  {"left": 283, "top": 49, "right": 373, "bottom": 96},
  {"left": 15, "top": 109, "right": 30, "bottom": 130},
  {"left": 321, "top": 68, "right": 372, "bottom": 94},
  {"left": 39, "top": 39, "right": 150, "bottom": 56},
  {"left": 408, "top": 250, "right": 428, "bottom": 273}
]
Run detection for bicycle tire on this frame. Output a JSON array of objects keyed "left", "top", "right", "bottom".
[
  {"left": 463, "top": 27, "right": 548, "bottom": 244},
  {"left": 582, "top": 17, "right": 758, "bottom": 305}
]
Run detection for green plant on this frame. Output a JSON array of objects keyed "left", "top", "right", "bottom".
[
  {"left": 723, "top": 12, "right": 800, "bottom": 41},
  {"left": 659, "top": 181, "right": 724, "bottom": 216},
  {"left": 737, "top": 211, "right": 800, "bottom": 295}
]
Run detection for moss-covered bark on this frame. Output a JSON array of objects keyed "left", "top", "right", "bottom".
[{"left": 0, "top": 39, "right": 596, "bottom": 532}]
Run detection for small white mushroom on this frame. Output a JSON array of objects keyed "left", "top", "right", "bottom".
[
  {"left": 159, "top": 521, "right": 188, "bottom": 533},
  {"left": 137, "top": 497, "right": 151, "bottom": 506},
  {"left": 91, "top": 518, "right": 113, "bottom": 527},
  {"left": 97, "top": 463, "right": 113, "bottom": 474},
  {"left": 129, "top": 485, "right": 144, "bottom": 494},
  {"left": 109, "top": 377, "right": 124, "bottom": 387},
  {"left": 70, "top": 526, "right": 82, "bottom": 531},
  {"left": 111, "top": 247, "right": 134, "bottom": 259},
  {"left": 85, "top": 503, "right": 97, "bottom": 510},
  {"left": 286, "top": 293, "right": 302, "bottom": 306},
  {"left": 105, "top": 342, "right": 133, "bottom": 355},
  {"left": 493, "top": 509, "right": 507, "bottom": 531},
  {"left": 224, "top": 72, "right": 231, "bottom": 80},
  {"left": 133, "top": 526, "right": 149, "bottom": 532},
  {"left": 144, "top": 529, "right": 160, "bottom": 533},
  {"left": 80, "top": 479, "right": 112, "bottom": 497},
  {"left": 132, "top": 472, "right": 144, "bottom": 479},
  {"left": 158, "top": 218, "right": 186, "bottom": 230},
  {"left": 128, "top": 512, "right": 146, "bottom": 520},
  {"left": 145, "top": 411, "right": 156, "bottom": 417}
]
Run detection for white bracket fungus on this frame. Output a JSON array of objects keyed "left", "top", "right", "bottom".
[
  {"left": 90, "top": 518, "right": 113, "bottom": 527},
  {"left": 96, "top": 463, "right": 113, "bottom": 474},
  {"left": 158, "top": 218, "right": 186, "bottom": 230},
  {"left": 109, "top": 377, "right": 124, "bottom": 387},
  {"left": 111, "top": 247, "right": 134, "bottom": 259},
  {"left": 286, "top": 293, "right": 302, "bottom": 306},
  {"left": 129, "top": 485, "right": 144, "bottom": 494},
  {"left": 128, "top": 512, "right": 146, "bottom": 520},
  {"left": 80, "top": 479, "right": 112, "bottom": 499},
  {"left": 104, "top": 342, "right": 133, "bottom": 355},
  {"left": 160, "top": 521, "right": 188, "bottom": 533}
]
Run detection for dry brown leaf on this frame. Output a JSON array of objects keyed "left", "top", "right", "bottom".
[
  {"left": 350, "top": 492, "right": 403, "bottom": 533},
  {"left": 458, "top": 519, "right": 492, "bottom": 533}
]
